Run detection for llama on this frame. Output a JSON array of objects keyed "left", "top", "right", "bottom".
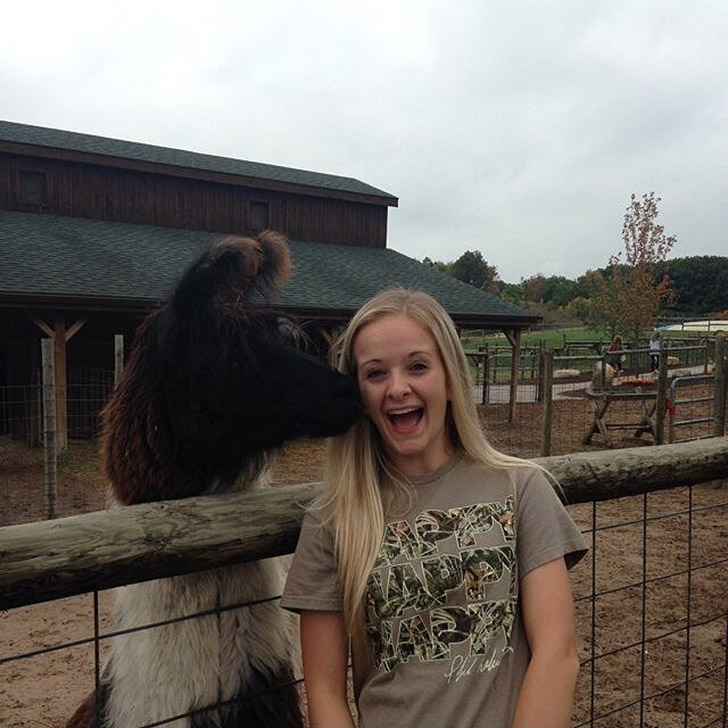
[{"left": 67, "top": 231, "right": 361, "bottom": 728}]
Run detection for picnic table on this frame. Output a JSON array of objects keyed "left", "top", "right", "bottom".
[{"left": 582, "top": 386, "right": 657, "bottom": 447}]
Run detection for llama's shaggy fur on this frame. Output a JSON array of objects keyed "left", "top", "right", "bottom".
[
  {"left": 67, "top": 232, "right": 360, "bottom": 728},
  {"left": 107, "top": 560, "right": 298, "bottom": 728}
]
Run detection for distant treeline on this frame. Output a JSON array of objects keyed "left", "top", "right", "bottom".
[
  {"left": 422, "top": 252, "right": 728, "bottom": 315},
  {"left": 498, "top": 256, "right": 727, "bottom": 315}
]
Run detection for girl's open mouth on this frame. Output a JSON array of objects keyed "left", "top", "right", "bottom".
[{"left": 387, "top": 407, "right": 424, "bottom": 433}]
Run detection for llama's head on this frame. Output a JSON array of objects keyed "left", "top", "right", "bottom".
[{"left": 103, "top": 232, "right": 361, "bottom": 504}]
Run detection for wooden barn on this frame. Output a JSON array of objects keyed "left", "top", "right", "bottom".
[{"left": 0, "top": 120, "right": 538, "bottom": 445}]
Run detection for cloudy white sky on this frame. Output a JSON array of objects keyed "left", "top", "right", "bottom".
[{"left": 2, "top": 0, "right": 726, "bottom": 282}]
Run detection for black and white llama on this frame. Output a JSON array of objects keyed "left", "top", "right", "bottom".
[{"left": 67, "top": 231, "right": 360, "bottom": 728}]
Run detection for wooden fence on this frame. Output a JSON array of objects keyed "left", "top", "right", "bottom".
[
  {"left": 1, "top": 438, "right": 727, "bottom": 727},
  {"left": 1, "top": 439, "right": 726, "bottom": 610}
]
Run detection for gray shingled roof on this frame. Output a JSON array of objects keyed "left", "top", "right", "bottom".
[
  {"left": 0, "top": 120, "right": 397, "bottom": 203},
  {"left": 0, "top": 211, "right": 537, "bottom": 325}
]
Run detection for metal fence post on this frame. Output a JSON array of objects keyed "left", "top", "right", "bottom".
[
  {"left": 41, "top": 338, "right": 57, "bottom": 520},
  {"left": 713, "top": 332, "right": 726, "bottom": 437}
]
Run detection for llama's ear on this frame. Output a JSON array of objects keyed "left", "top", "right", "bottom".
[
  {"left": 256, "top": 230, "right": 293, "bottom": 291},
  {"left": 170, "top": 233, "right": 291, "bottom": 314}
]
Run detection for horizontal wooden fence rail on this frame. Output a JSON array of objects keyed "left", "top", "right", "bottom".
[{"left": 1, "top": 439, "right": 727, "bottom": 611}]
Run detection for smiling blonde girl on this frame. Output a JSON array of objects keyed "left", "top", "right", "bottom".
[{"left": 282, "top": 289, "right": 586, "bottom": 728}]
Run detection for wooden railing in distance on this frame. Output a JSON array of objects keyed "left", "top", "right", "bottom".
[{"left": 1, "top": 438, "right": 727, "bottom": 611}]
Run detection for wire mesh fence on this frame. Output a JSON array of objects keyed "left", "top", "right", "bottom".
[
  {"left": 0, "top": 367, "right": 113, "bottom": 527},
  {"left": 1, "top": 353, "right": 726, "bottom": 727},
  {"left": 569, "top": 482, "right": 727, "bottom": 727}
]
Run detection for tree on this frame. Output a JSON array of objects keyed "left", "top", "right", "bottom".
[
  {"left": 522, "top": 274, "right": 547, "bottom": 303},
  {"left": 542, "top": 276, "right": 579, "bottom": 308},
  {"left": 450, "top": 250, "right": 499, "bottom": 293},
  {"left": 422, "top": 256, "right": 451, "bottom": 275},
  {"left": 615, "top": 192, "right": 676, "bottom": 343},
  {"left": 654, "top": 256, "right": 728, "bottom": 314},
  {"left": 422, "top": 250, "right": 500, "bottom": 294},
  {"left": 582, "top": 271, "right": 624, "bottom": 338},
  {"left": 498, "top": 281, "right": 523, "bottom": 303},
  {"left": 584, "top": 192, "right": 677, "bottom": 342}
]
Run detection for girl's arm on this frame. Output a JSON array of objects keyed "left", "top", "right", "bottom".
[
  {"left": 511, "top": 557, "right": 580, "bottom": 728},
  {"left": 300, "top": 610, "right": 355, "bottom": 728}
]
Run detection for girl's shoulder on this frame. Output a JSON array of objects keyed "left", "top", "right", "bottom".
[{"left": 451, "top": 455, "right": 546, "bottom": 500}]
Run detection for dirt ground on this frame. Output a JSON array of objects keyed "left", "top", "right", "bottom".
[{"left": 1, "top": 396, "right": 726, "bottom": 727}]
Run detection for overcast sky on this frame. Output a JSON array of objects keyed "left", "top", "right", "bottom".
[{"left": 3, "top": 0, "right": 726, "bottom": 282}]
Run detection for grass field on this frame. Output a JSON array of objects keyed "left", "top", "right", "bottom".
[
  {"left": 461, "top": 326, "right": 710, "bottom": 352},
  {"left": 461, "top": 326, "right": 713, "bottom": 382}
]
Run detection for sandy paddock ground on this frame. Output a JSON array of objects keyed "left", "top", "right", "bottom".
[{"left": 1, "top": 401, "right": 726, "bottom": 727}]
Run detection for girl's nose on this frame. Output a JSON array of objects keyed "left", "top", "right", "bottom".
[{"left": 388, "top": 372, "right": 411, "bottom": 399}]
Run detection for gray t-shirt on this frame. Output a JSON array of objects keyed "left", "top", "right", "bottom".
[{"left": 281, "top": 456, "right": 587, "bottom": 728}]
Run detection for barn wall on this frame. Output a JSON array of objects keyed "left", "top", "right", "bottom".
[{"left": 0, "top": 153, "right": 388, "bottom": 247}]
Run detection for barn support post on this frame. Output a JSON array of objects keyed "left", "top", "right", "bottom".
[
  {"left": 540, "top": 350, "right": 554, "bottom": 456},
  {"left": 41, "top": 338, "right": 57, "bottom": 520},
  {"left": 714, "top": 332, "right": 726, "bottom": 437},
  {"left": 504, "top": 329, "right": 521, "bottom": 422},
  {"left": 316, "top": 325, "right": 340, "bottom": 365},
  {"left": 654, "top": 344, "right": 669, "bottom": 445},
  {"left": 33, "top": 317, "right": 87, "bottom": 451},
  {"left": 114, "top": 334, "right": 125, "bottom": 387}
]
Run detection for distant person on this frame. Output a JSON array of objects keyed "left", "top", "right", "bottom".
[
  {"left": 650, "top": 330, "right": 662, "bottom": 372},
  {"left": 605, "top": 335, "right": 624, "bottom": 375}
]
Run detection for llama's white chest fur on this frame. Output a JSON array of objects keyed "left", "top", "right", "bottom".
[{"left": 107, "top": 558, "right": 292, "bottom": 727}]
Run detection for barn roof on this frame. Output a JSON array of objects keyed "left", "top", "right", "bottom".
[
  {"left": 0, "top": 211, "right": 538, "bottom": 328},
  {"left": 0, "top": 120, "right": 398, "bottom": 205}
]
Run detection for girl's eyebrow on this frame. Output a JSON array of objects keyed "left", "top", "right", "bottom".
[{"left": 358, "top": 348, "right": 435, "bottom": 367}]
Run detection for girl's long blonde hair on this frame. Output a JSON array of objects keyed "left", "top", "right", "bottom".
[{"left": 324, "top": 288, "right": 536, "bottom": 635}]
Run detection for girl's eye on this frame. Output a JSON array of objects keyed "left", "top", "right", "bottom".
[
  {"left": 410, "top": 361, "right": 428, "bottom": 372},
  {"left": 364, "top": 368, "right": 385, "bottom": 381}
]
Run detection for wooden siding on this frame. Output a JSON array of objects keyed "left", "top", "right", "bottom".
[{"left": 0, "top": 153, "right": 388, "bottom": 248}]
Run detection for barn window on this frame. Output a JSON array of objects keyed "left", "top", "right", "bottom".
[
  {"left": 249, "top": 200, "right": 270, "bottom": 232},
  {"left": 18, "top": 170, "right": 48, "bottom": 205}
]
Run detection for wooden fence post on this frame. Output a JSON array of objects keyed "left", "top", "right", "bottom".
[
  {"left": 541, "top": 350, "right": 554, "bottom": 456},
  {"left": 114, "top": 334, "right": 125, "bottom": 388},
  {"left": 41, "top": 338, "right": 57, "bottom": 520},
  {"left": 508, "top": 330, "right": 521, "bottom": 423},
  {"left": 537, "top": 341, "right": 546, "bottom": 403},
  {"left": 654, "top": 344, "right": 669, "bottom": 445},
  {"left": 714, "top": 332, "right": 726, "bottom": 437},
  {"left": 481, "top": 354, "right": 490, "bottom": 405},
  {"left": 53, "top": 320, "right": 68, "bottom": 451}
]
